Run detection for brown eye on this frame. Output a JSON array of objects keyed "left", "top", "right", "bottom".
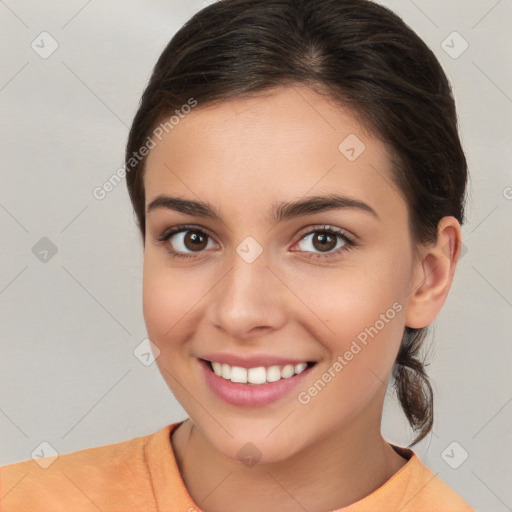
[
  {"left": 294, "top": 226, "right": 355, "bottom": 260},
  {"left": 158, "top": 226, "right": 218, "bottom": 259},
  {"left": 311, "top": 232, "right": 338, "bottom": 252},
  {"left": 182, "top": 231, "right": 208, "bottom": 251}
]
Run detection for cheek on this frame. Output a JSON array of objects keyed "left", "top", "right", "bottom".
[
  {"left": 142, "top": 256, "right": 199, "bottom": 397},
  {"left": 142, "top": 252, "right": 214, "bottom": 351},
  {"left": 142, "top": 253, "right": 184, "bottom": 345},
  {"left": 298, "top": 301, "right": 405, "bottom": 429},
  {"left": 294, "top": 263, "right": 407, "bottom": 406},
  {"left": 142, "top": 268, "right": 168, "bottom": 341},
  {"left": 298, "top": 260, "right": 406, "bottom": 340}
]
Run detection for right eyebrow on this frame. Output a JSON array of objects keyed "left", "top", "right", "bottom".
[{"left": 147, "top": 195, "right": 222, "bottom": 220}]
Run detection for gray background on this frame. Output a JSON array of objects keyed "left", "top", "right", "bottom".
[{"left": 1, "top": 1, "right": 511, "bottom": 510}]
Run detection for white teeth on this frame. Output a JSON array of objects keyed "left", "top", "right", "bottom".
[
  {"left": 212, "top": 361, "right": 222, "bottom": 376},
  {"left": 230, "top": 366, "right": 247, "bottom": 383},
  {"left": 295, "top": 362, "right": 307, "bottom": 374},
  {"left": 266, "top": 365, "right": 281, "bottom": 382},
  {"left": 247, "top": 367, "right": 267, "bottom": 384},
  {"left": 208, "top": 360, "right": 312, "bottom": 385},
  {"left": 221, "top": 363, "right": 231, "bottom": 379},
  {"left": 281, "top": 364, "right": 295, "bottom": 379}
]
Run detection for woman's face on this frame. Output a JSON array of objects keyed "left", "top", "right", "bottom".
[{"left": 142, "top": 85, "right": 420, "bottom": 463}]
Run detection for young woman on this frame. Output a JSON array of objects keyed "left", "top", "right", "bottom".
[{"left": 1, "top": 0, "right": 474, "bottom": 510}]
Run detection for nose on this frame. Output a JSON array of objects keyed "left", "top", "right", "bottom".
[{"left": 208, "top": 243, "right": 288, "bottom": 341}]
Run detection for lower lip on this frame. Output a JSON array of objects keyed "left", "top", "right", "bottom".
[{"left": 199, "top": 359, "right": 315, "bottom": 407}]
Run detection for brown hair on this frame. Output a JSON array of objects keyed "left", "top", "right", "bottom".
[{"left": 125, "top": 0, "right": 467, "bottom": 446}]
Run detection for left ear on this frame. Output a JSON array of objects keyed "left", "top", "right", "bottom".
[{"left": 405, "top": 216, "right": 462, "bottom": 329}]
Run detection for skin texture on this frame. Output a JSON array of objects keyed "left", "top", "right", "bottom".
[{"left": 142, "top": 85, "right": 462, "bottom": 512}]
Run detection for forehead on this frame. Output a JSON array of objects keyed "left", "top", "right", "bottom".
[{"left": 143, "top": 86, "right": 404, "bottom": 221}]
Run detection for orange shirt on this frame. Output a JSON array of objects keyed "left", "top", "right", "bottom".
[{"left": 1, "top": 421, "right": 474, "bottom": 511}]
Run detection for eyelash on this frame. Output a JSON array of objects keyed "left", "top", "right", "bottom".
[{"left": 156, "top": 224, "right": 356, "bottom": 261}]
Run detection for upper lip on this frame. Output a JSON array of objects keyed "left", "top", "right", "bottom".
[{"left": 199, "top": 352, "right": 316, "bottom": 368}]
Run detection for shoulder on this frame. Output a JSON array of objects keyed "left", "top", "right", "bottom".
[
  {"left": 0, "top": 425, "right": 173, "bottom": 512},
  {"left": 347, "top": 445, "right": 475, "bottom": 511},
  {"left": 405, "top": 459, "right": 474, "bottom": 511},
  {"left": 378, "top": 445, "right": 474, "bottom": 511}
]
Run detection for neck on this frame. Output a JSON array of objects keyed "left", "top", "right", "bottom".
[{"left": 171, "top": 390, "right": 407, "bottom": 512}]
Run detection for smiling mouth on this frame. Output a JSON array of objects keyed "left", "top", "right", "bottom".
[{"left": 201, "top": 358, "right": 317, "bottom": 386}]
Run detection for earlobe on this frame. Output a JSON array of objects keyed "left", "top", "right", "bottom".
[{"left": 405, "top": 216, "right": 462, "bottom": 329}]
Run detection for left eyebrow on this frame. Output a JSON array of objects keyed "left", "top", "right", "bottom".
[
  {"left": 271, "top": 194, "right": 380, "bottom": 223},
  {"left": 146, "top": 193, "right": 380, "bottom": 224}
]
